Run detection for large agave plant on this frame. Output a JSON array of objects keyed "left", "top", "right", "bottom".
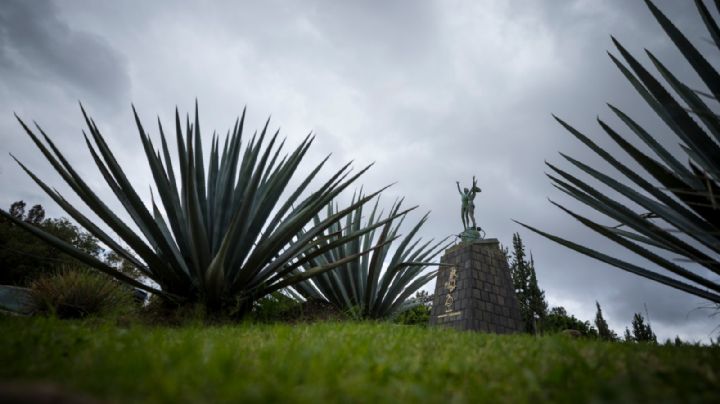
[
  {"left": 0, "top": 103, "right": 400, "bottom": 314},
  {"left": 290, "top": 194, "right": 450, "bottom": 319},
  {"left": 517, "top": 0, "right": 720, "bottom": 304}
]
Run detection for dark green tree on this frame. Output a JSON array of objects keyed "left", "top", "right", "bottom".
[
  {"left": 394, "top": 291, "right": 433, "bottom": 326},
  {"left": 26, "top": 205, "right": 45, "bottom": 224},
  {"left": 543, "top": 306, "right": 598, "bottom": 337},
  {"left": 0, "top": 202, "right": 101, "bottom": 286},
  {"left": 8, "top": 201, "right": 25, "bottom": 219},
  {"left": 594, "top": 301, "right": 618, "bottom": 341},
  {"left": 527, "top": 253, "right": 548, "bottom": 325},
  {"left": 624, "top": 327, "right": 633, "bottom": 342},
  {"left": 509, "top": 233, "right": 548, "bottom": 333},
  {"left": 105, "top": 250, "right": 143, "bottom": 280},
  {"left": 631, "top": 312, "right": 657, "bottom": 343}
]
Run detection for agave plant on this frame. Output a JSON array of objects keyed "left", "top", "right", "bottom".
[
  {"left": 516, "top": 0, "right": 720, "bottom": 304},
  {"left": 289, "top": 194, "right": 450, "bottom": 319},
  {"left": 0, "top": 103, "right": 402, "bottom": 314}
]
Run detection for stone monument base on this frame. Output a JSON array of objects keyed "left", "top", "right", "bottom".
[{"left": 430, "top": 238, "right": 523, "bottom": 333}]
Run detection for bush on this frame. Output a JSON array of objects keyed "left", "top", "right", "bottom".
[
  {"left": 394, "top": 304, "right": 431, "bottom": 326},
  {"left": 250, "top": 292, "right": 301, "bottom": 322},
  {"left": 542, "top": 306, "right": 598, "bottom": 337},
  {"left": 30, "top": 268, "right": 134, "bottom": 318}
]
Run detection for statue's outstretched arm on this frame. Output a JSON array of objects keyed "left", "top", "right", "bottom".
[{"left": 456, "top": 181, "right": 462, "bottom": 195}]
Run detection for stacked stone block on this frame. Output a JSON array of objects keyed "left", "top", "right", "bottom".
[{"left": 430, "top": 239, "right": 522, "bottom": 333}]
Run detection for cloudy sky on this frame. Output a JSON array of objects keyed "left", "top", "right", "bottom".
[{"left": 1, "top": 0, "right": 717, "bottom": 341}]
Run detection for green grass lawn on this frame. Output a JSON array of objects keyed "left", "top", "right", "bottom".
[{"left": 0, "top": 316, "right": 718, "bottom": 403}]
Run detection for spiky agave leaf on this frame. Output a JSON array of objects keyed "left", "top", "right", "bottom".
[
  {"left": 516, "top": 0, "right": 720, "bottom": 304},
  {"left": 290, "top": 194, "right": 451, "bottom": 319},
  {"left": 1, "top": 102, "right": 396, "bottom": 314}
]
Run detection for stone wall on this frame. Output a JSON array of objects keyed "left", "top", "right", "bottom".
[{"left": 430, "top": 239, "right": 523, "bottom": 333}]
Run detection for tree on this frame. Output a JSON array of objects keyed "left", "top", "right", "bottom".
[
  {"left": 544, "top": 306, "right": 598, "bottom": 337},
  {"left": 509, "top": 233, "right": 548, "bottom": 333},
  {"left": 394, "top": 291, "right": 434, "bottom": 326},
  {"left": 0, "top": 201, "right": 101, "bottom": 286},
  {"left": 594, "top": 301, "right": 618, "bottom": 341},
  {"left": 624, "top": 327, "right": 633, "bottom": 342},
  {"left": 527, "top": 253, "right": 548, "bottom": 325},
  {"left": 26, "top": 205, "right": 45, "bottom": 224},
  {"left": 9, "top": 201, "right": 25, "bottom": 219},
  {"left": 415, "top": 290, "right": 433, "bottom": 306},
  {"left": 105, "top": 250, "right": 143, "bottom": 280},
  {"left": 516, "top": 0, "right": 720, "bottom": 304},
  {"left": 631, "top": 312, "right": 657, "bottom": 343}
]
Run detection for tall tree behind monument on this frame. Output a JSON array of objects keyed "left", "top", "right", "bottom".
[
  {"left": 631, "top": 312, "right": 657, "bottom": 343},
  {"left": 509, "top": 233, "right": 548, "bottom": 333},
  {"left": 594, "top": 301, "right": 618, "bottom": 341}
]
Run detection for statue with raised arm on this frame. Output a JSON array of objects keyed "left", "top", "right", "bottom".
[{"left": 456, "top": 176, "right": 482, "bottom": 231}]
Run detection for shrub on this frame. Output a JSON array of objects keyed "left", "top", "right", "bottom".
[
  {"left": 542, "top": 306, "right": 598, "bottom": 337},
  {"left": 394, "top": 304, "right": 431, "bottom": 326},
  {"left": 250, "top": 292, "right": 301, "bottom": 322},
  {"left": 30, "top": 268, "right": 134, "bottom": 318}
]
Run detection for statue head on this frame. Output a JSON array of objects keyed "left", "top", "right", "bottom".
[{"left": 463, "top": 187, "right": 469, "bottom": 194}]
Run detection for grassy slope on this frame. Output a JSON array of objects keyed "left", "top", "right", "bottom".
[{"left": 0, "top": 317, "right": 718, "bottom": 403}]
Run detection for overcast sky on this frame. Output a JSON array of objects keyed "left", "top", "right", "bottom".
[{"left": 1, "top": 0, "right": 717, "bottom": 342}]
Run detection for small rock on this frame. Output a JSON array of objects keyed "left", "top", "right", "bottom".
[{"left": 561, "top": 329, "right": 582, "bottom": 338}]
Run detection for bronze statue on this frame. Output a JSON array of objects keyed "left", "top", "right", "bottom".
[{"left": 456, "top": 176, "right": 481, "bottom": 230}]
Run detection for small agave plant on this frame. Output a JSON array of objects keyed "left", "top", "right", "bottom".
[
  {"left": 0, "top": 103, "right": 401, "bottom": 315},
  {"left": 289, "top": 194, "right": 450, "bottom": 319}
]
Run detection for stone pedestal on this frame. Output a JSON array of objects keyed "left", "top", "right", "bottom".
[{"left": 430, "top": 239, "right": 523, "bottom": 333}]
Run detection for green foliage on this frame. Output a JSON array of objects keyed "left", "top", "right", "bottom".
[
  {"left": 630, "top": 312, "right": 658, "bottom": 343},
  {"left": 595, "top": 301, "right": 618, "bottom": 341},
  {"left": 394, "top": 291, "right": 433, "bottom": 325},
  {"left": 543, "top": 306, "right": 598, "bottom": 337},
  {"left": 393, "top": 304, "right": 431, "bottom": 325},
  {"left": 516, "top": 0, "right": 720, "bottom": 304},
  {"left": 508, "top": 233, "right": 548, "bottom": 333},
  {"left": 30, "top": 268, "right": 135, "bottom": 318},
  {"left": 291, "top": 196, "right": 449, "bottom": 319},
  {"left": 1, "top": 103, "right": 390, "bottom": 316},
  {"left": 1, "top": 317, "right": 718, "bottom": 403},
  {"left": 0, "top": 201, "right": 101, "bottom": 286},
  {"left": 250, "top": 292, "right": 301, "bottom": 322},
  {"left": 104, "top": 250, "right": 143, "bottom": 281},
  {"left": 624, "top": 327, "right": 633, "bottom": 342}
]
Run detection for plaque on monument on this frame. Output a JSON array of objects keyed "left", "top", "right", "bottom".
[{"left": 430, "top": 177, "right": 523, "bottom": 333}]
